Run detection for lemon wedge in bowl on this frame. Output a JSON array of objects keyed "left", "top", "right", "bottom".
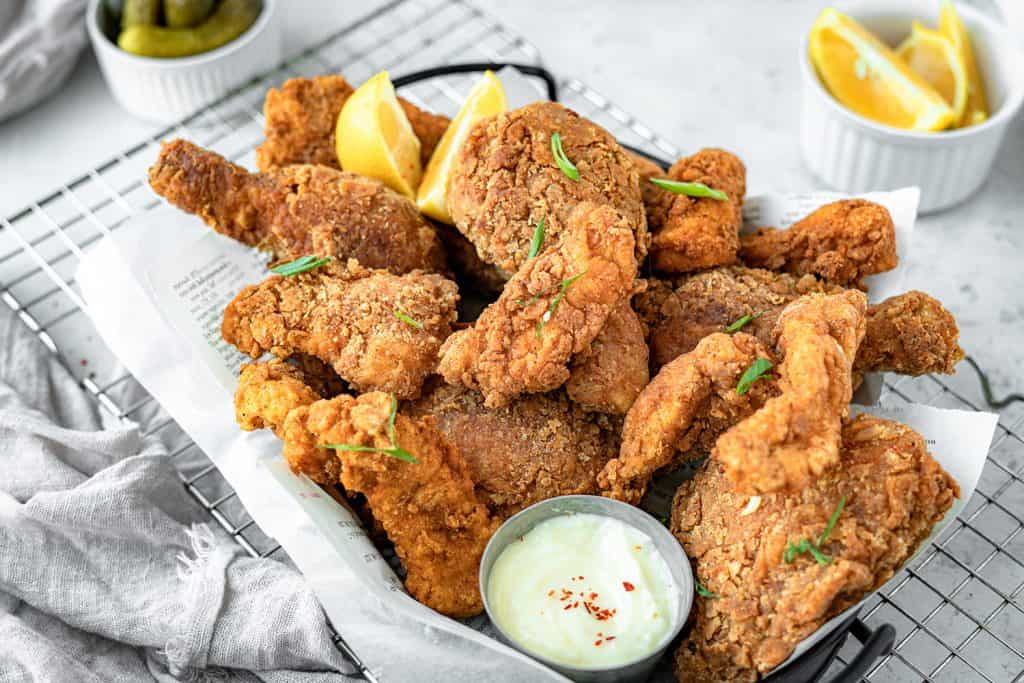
[
  {"left": 939, "top": 0, "right": 989, "bottom": 127},
  {"left": 809, "top": 8, "right": 956, "bottom": 132},
  {"left": 416, "top": 70, "right": 508, "bottom": 223},
  {"left": 896, "top": 21, "right": 968, "bottom": 125},
  {"left": 336, "top": 71, "right": 422, "bottom": 198}
]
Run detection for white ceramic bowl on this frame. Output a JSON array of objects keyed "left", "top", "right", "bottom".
[
  {"left": 799, "top": 0, "right": 1024, "bottom": 213},
  {"left": 86, "top": 0, "right": 281, "bottom": 123}
]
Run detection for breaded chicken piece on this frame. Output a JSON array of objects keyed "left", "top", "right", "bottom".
[
  {"left": 644, "top": 149, "right": 746, "bottom": 273},
  {"left": 448, "top": 101, "right": 647, "bottom": 273},
  {"left": 406, "top": 380, "right": 621, "bottom": 519},
  {"left": 598, "top": 332, "right": 777, "bottom": 505},
  {"left": 437, "top": 202, "right": 638, "bottom": 407},
  {"left": 280, "top": 392, "right": 498, "bottom": 617},
  {"left": 149, "top": 139, "right": 445, "bottom": 275},
  {"left": 255, "top": 74, "right": 450, "bottom": 170},
  {"left": 222, "top": 260, "right": 458, "bottom": 399},
  {"left": 739, "top": 199, "right": 897, "bottom": 287},
  {"left": 672, "top": 414, "right": 959, "bottom": 682},
  {"left": 640, "top": 267, "right": 962, "bottom": 376},
  {"left": 715, "top": 291, "right": 867, "bottom": 495},
  {"left": 566, "top": 300, "right": 650, "bottom": 414}
]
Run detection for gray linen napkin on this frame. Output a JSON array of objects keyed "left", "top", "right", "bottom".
[{"left": 0, "top": 304, "right": 359, "bottom": 682}]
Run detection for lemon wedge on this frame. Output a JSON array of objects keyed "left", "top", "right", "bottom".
[
  {"left": 416, "top": 70, "right": 508, "bottom": 223},
  {"left": 809, "top": 8, "right": 956, "bottom": 131},
  {"left": 896, "top": 21, "right": 968, "bottom": 124},
  {"left": 336, "top": 71, "right": 422, "bottom": 198},
  {"left": 939, "top": 0, "right": 989, "bottom": 127}
]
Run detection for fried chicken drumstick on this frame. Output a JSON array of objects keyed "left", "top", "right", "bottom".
[
  {"left": 672, "top": 414, "right": 959, "bottom": 682},
  {"left": 149, "top": 139, "right": 446, "bottom": 275},
  {"left": 223, "top": 260, "right": 458, "bottom": 400},
  {"left": 438, "top": 202, "right": 639, "bottom": 408}
]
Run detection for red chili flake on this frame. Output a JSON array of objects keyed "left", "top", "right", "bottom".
[
  {"left": 573, "top": 601, "right": 579, "bottom": 609},
  {"left": 623, "top": 581, "right": 635, "bottom": 592},
  {"left": 597, "top": 632, "right": 603, "bottom": 637},
  {"left": 563, "top": 603, "right": 573, "bottom": 611},
  {"left": 589, "top": 592, "right": 598, "bottom": 600},
  {"left": 605, "top": 635, "right": 616, "bottom": 642},
  {"left": 547, "top": 589, "right": 555, "bottom": 597},
  {"left": 594, "top": 640, "right": 602, "bottom": 647},
  {"left": 579, "top": 576, "right": 585, "bottom": 580},
  {"left": 583, "top": 603, "right": 593, "bottom": 614}
]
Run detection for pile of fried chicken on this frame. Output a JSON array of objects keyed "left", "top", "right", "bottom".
[{"left": 147, "top": 73, "right": 964, "bottom": 682}]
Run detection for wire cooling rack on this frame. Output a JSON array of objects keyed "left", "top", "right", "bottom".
[{"left": 2, "top": 1, "right": 1023, "bottom": 681}]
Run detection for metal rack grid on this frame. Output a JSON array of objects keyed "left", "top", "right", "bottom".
[{"left": 1, "top": 1, "right": 1022, "bottom": 680}]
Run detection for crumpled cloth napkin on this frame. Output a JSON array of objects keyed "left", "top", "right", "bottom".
[
  {"left": 0, "top": 303, "right": 359, "bottom": 681},
  {"left": 0, "top": 0, "right": 88, "bottom": 122}
]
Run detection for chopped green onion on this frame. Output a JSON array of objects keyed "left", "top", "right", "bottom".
[
  {"left": 528, "top": 217, "right": 546, "bottom": 259},
  {"left": 270, "top": 255, "right": 332, "bottom": 276},
  {"left": 649, "top": 178, "right": 728, "bottom": 201},
  {"left": 551, "top": 132, "right": 579, "bottom": 181},
  {"left": 736, "top": 358, "right": 774, "bottom": 395},
  {"left": 695, "top": 581, "right": 720, "bottom": 599},
  {"left": 516, "top": 294, "right": 541, "bottom": 307},
  {"left": 817, "top": 496, "right": 846, "bottom": 547},
  {"left": 726, "top": 309, "right": 767, "bottom": 334},
  {"left": 783, "top": 497, "right": 845, "bottom": 566},
  {"left": 394, "top": 309, "right": 423, "bottom": 330},
  {"left": 535, "top": 269, "right": 588, "bottom": 339},
  {"left": 317, "top": 394, "right": 418, "bottom": 463}
]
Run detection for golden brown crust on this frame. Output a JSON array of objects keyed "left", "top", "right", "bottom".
[
  {"left": 598, "top": 332, "right": 777, "bottom": 505},
  {"left": 566, "top": 300, "right": 650, "bottom": 414},
  {"left": 406, "top": 381, "right": 620, "bottom": 519},
  {"left": 860, "top": 290, "right": 964, "bottom": 375},
  {"left": 447, "top": 102, "right": 647, "bottom": 273},
  {"left": 255, "top": 74, "right": 450, "bottom": 171},
  {"left": 739, "top": 199, "right": 897, "bottom": 287},
  {"left": 714, "top": 291, "right": 867, "bottom": 495},
  {"left": 149, "top": 139, "right": 446, "bottom": 275},
  {"left": 438, "top": 202, "right": 639, "bottom": 407},
  {"left": 222, "top": 260, "right": 459, "bottom": 399},
  {"left": 235, "top": 360, "right": 326, "bottom": 434},
  {"left": 672, "top": 414, "right": 959, "bottom": 682},
  {"left": 646, "top": 149, "right": 746, "bottom": 273},
  {"left": 281, "top": 392, "right": 497, "bottom": 617}
]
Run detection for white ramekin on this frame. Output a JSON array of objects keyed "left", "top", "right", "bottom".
[
  {"left": 799, "top": 0, "right": 1024, "bottom": 214},
  {"left": 86, "top": 0, "right": 281, "bottom": 123}
]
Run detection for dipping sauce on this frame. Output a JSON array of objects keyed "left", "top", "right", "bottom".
[{"left": 486, "top": 512, "right": 680, "bottom": 669}]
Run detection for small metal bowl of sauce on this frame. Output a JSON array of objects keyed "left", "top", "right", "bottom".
[{"left": 479, "top": 495, "right": 693, "bottom": 682}]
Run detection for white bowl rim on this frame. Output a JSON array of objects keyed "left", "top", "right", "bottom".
[
  {"left": 86, "top": 0, "right": 276, "bottom": 68},
  {"left": 799, "top": 1, "right": 1024, "bottom": 143}
]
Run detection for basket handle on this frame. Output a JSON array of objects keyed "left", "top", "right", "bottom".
[
  {"left": 828, "top": 619, "right": 896, "bottom": 683},
  {"left": 392, "top": 62, "right": 559, "bottom": 102}
]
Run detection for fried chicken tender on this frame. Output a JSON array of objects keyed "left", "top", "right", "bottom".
[
  {"left": 255, "top": 74, "right": 450, "bottom": 170},
  {"left": 644, "top": 149, "right": 746, "bottom": 273},
  {"left": 447, "top": 101, "right": 647, "bottom": 273},
  {"left": 598, "top": 333, "right": 777, "bottom": 505},
  {"left": 566, "top": 301, "right": 650, "bottom": 414},
  {"left": 222, "top": 260, "right": 458, "bottom": 399},
  {"left": 280, "top": 392, "right": 498, "bottom": 617},
  {"left": 437, "top": 202, "right": 639, "bottom": 407},
  {"left": 672, "top": 414, "right": 959, "bottom": 682},
  {"left": 640, "top": 267, "right": 962, "bottom": 376},
  {"left": 715, "top": 291, "right": 867, "bottom": 495},
  {"left": 406, "top": 380, "right": 620, "bottom": 519},
  {"left": 739, "top": 199, "right": 897, "bottom": 287},
  {"left": 149, "top": 139, "right": 445, "bottom": 275}
]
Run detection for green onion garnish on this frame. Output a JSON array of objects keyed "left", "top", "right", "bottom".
[
  {"left": 516, "top": 294, "right": 541, "bottom": 307},
  {"left": 318, "top": 394, "right": 418, "bottom": 463},
  {"left": 736, "top": 358, "right": 774, "bottom": 395},
  {"left": 726, "top": 310, "right": 767, "bottom": 334},
  {"left": 551, "top": 132, "right": 579, "bottom": 181},
  {"left": 270, "top": 255, "right": 332, "bottom": 276},
  {"left": 695, "top": 581, "right": 720, "bottom": 599},
  {"left": 649, "top": 178, "right": 728, "bottom": 201},
  {"left": 394, "top": 309, "right": 423, "bottom": 329},
  {"left": 817, "top": 496, "right": 846, "bottom": 547},
  {"left": 535, "top": 269, "right": 588, "bottom": 339},
  {"left": 528, "top": 217, "right": 546, "bottom": 260},
  {"left": 783, "top": 496, "right": 846, "bottom": 566}
]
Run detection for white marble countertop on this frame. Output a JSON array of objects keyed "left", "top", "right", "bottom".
[{"left": 1, "top": 0, "right": 1021, "bottom": 408}]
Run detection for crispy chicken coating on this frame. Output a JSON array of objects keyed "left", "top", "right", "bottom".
[
  {"left": 645, "top": 149, "right": 746, "bottom": 273},
  {"left": 714, "top": 291, "right": 867, "bottom": 495},
  {"left": 640, "top": 267, "right": 962, "bottom": 377},
  {"left": 437, "top": 202, "right": 639, "bottom": 407},
  {"left": 281, "top": 392, "right": 498, "bottom": 618},
  {"left": 739, "top": 199, "right": 897, "bottom": 287},
  {"left": 598, "top": 332, "right": 777, "bottom": 505},
  {"left": 222, "top": 260, "right": 458, "bottom": 399},
  {"left": 149, "top": 139, "right": 446, "bottom": 274},
  {"left": 406, "top": 380, "right": 620, "bottom": 519},
  {"left": 566, "top": 300, "right": 650, "bottom": 414},
  {"left": 255, "top": 74, "right": 450, "bottom": 170},
  {"left": 672, "top": 414, "right": 959, "bottom": 682},
  {"left": 447, "top": 101, "right": 647, "bottom": 273}
]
